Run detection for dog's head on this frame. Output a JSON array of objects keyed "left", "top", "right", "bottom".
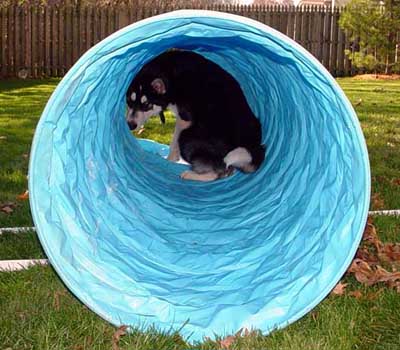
[{"left": 126, "top": 76, "right": 169, "bottom": 131}]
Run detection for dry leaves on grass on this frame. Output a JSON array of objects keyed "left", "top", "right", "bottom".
[
  {"left": 219, "top": 334, "right": 237, "bottom": 349},
  {"left": 17, "top": 190, "right": 29, "bottom": 200},
  {"left": 218, "top": 328, "right": 260, "bottom": 349},
  {"left": 346, "top": 217, "right": 400, "bottom": 293},
  {"left": 348, "top": 290, "right": 363, "bottom": 299},
  {"left": 334, "top": 217, "right": 400, "bottom": 297},
  {"left": 349, "top": 260, "right": 400, "bottom": 286},
  {"left": 360, "top": 218, "right": 400, "bottom": 265},
  {"left": 378, "top": 243, "right": 400, "bottom": 264},
  {"left": 0, "top": 202, "right": 17, "bottom": 214},
  {"left": 331, "top": 282, "right": 348, "bottom": 296},
  {"left": 112, "top": 325, "right": 128, "bottom": 350},
  {"left": 218, "top": 328, "right": 243, "bottom": 349},
  {"left": 356, "top": 247, "right": 379, "bottom": 265},
  {"left": 371, "top": 193, "right": 385, "bottom": 210}
]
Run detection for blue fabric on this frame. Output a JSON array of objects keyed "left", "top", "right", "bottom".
[{"left": 29, "top": 10, "right": 370, "bottom": 341}]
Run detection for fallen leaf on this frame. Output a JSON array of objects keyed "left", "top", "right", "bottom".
[
  {"left": 370, "top": 265, "right": 400, "bottom": 285},
  {"left": 378, "top": 243, "right": 400, "bottom": 264},
  {"left": 112, "top": 325, "right": 128, "bottom": 350},
  {"left": 348, "top": 259, "right": 375, "bottom": 284},
  {"left": 17, "top": 190, "right": 29, "bottom": 200},
  {"left": 218, "top": 328, "right": 243, "bottom": 349},
  {"left": 0, "top": 136, "right": 7, "bottom": 140},
  {"left": 356, "top": 247, "right": 379, "bottom": 265},
  {"left": 349, "top": 290, "right": 363, "bottom": 299},
  {"left": 354, "top": 98, "right": 363, "bottom": 106},
  {"left": 371, "top": 193, "right": 385, "bottom": 210},
  {"left": 387, "top": 280, "right": 400, "bottom": 293},
  {"left": 1, "top": 206, "right": 13, "bottom": 214},
  {"left": 362, "top": 218, "right": 381, "bottom": 250},
  {"left": 331, "top": 282, "right": 348, "bottom": 295},
  {"left": 348, "top": 259, "right": 400, "bottom": 288},
  {"left": 392, "top": 178, "right": 400, "bottom": 186},
  {"left": 1, "top": 202, "right": 16, "bottom": 214},
  {"left": 219, "top": 335, "right": 236, "bottom": 349},
  {"left": 22, "top": 153, "right": 29, "bottom": 159},
  {"left": 53, "top": 290, "right": 67, "bottom": 311}
]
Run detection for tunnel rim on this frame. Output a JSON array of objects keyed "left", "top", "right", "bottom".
[{"left": 28, "top": 10, "right": 371, "bottom": 340}]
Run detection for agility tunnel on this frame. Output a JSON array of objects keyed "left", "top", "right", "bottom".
[{"left": 29, "top": 10, "right": 370, "bottom": 340}]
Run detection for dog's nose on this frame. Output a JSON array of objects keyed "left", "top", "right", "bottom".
[{"left": 127, "top": 120, "right": 137, "bottom": 130}]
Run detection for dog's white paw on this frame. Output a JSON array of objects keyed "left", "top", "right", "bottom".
[
  {"left": 180, "top": 171, "right": 193, "bottom": 180},
  {"left": 180, "top": 171, "right": 218, "bottom": 182}
]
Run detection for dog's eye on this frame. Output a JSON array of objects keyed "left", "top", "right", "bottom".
[{"left": 143, "top": 103, "right": 153, "bottom": 111}]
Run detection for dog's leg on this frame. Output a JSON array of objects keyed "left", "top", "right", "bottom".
[
  {"left": 168, "top": 115, "right": 191, "bottom": 162},
  {"left": 180, "top": 170, "right": 219, "bottom": 182},
  {"left": 223, "top": 147, "right": 256, "bottom": 173}
]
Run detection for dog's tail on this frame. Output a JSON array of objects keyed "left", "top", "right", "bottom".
[{"left": 223, "top": 145, "right": 266, "bottom": 173}]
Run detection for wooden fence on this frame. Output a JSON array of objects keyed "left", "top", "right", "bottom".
[{"left": 0, "top": 4, "right": 354, "bottom": 78}]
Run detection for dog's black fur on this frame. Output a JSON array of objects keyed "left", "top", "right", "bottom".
[{"left": 126, "top": 50, "right": 265, "bottom": 181}]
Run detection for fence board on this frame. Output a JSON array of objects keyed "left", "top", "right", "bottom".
[
  {"left": 31, "top": 6, "right": 37, "bottom": 77},
  {"left": 294, "top": 7, "right": 302, "bottom": 45},
  {"left": 15, "top": 6, "right": 22, "bottom": 76},
  {"left": 280, "top": 8, "right": 289, "bottom": 35},
  {"left": 337, "top": 27, "right": 345, "bottom": 76},
  {"left": 0, "top": 8, "right": 4, "bottom": 76},
  {"left": 330, "top": 8, "right": 339, "bottom": 75},
  {"left": 1, "top": 4, "right": 390, "bottom": 78},
  {"left": 58, "top": 5, "right": 64, "bottom": 75},
  {"left": 7, "top": 6, "right": 14, "bottom": 77},
  {"left": 286, "top": 6, "right": 295, "bottom": 40},
  {"left": 51, "top": 6, "right": 57, "bottom": 76},
  {"left": 44, "top": 6, "right": 51, "bottom": 76},
  {"left": 316, "top": 8, "right": 324, "bottom": 62},
  {"left": 322, "top": 7, "right": 332, "bottom": 70},
  {"left": 39, "top": 6, "right": 44, "bottom": 77}
]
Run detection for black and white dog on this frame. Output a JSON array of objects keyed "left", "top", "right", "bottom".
[{"left": 126, "top": 50, "right": 265, "bottom": 181}]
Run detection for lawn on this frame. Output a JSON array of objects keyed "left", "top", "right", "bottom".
[{"left": 0, "top": 78, "right": 400, "bottom": 349}]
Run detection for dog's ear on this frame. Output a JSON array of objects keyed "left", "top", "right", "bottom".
[{"left": 151, "top": 78, "right": 166, "bottom": 95}]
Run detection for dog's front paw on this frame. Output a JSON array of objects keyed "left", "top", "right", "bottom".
[
  {"left": 180, "top": 171, "right": 218, "bottom": 182},
  {"left": 167, "top": 153, "right": 180, "bottom": 162},
  {"left": 180, "top": 171, "right": 192, "bottom": 180}
]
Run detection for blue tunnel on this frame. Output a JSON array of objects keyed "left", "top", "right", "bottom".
[{"left": 29, "top": 10, "right": 370, "bottom": 341}]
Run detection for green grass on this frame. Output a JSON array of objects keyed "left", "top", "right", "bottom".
[
  {"left": 1, "top": 77, "right": 400, "bottom": 349},
  {"left": 337, "top": 78, "right": 400, "bottom": 210},
  {"left": 0, "top": 79, "right": 60, "bottom": 228}
]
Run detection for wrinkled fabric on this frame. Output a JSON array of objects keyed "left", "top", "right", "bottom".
[{"left": 29, "top": 10, "right": 370, "bottom": 341}]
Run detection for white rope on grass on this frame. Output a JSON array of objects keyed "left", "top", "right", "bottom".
[
  {"left": 0, "top": 226, "right": 35, "bottom": 234},
  {"left": 0, "top": 259, "right": 48, "bottom": 272},
  {"left": 369, "top": 209, "right": 400, "bottom": 217}
]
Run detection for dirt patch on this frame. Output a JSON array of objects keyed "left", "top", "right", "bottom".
[{"left": 352, "top": 74, "right": 400, "bottom": 80}]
